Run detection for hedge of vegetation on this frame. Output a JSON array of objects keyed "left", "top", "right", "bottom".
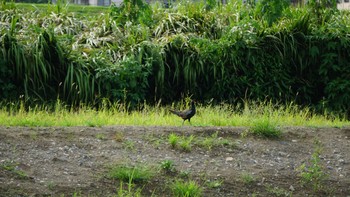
[{"left": 0, "top": 0, "right": 349, "bottom": 113}]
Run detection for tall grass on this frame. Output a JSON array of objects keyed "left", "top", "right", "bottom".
[{"left": 0, "top": 100, "right": 348, "bottom": 127}]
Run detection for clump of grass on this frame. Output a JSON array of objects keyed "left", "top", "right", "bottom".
[
  {"left": 240, "top": 172, "right": 255, "bottom": 185},
  {"left": 108, "top": 165, "right": 155, "bottom": 183},
  {"left": 196, "top": 131, "right": 235, "bottom": 150},
  {"left": 179, "top": 170, "right": 191, "bottom": 179},
  {"left": 266, "top": 185, "right": 292, "bottom": 197},
  {"left": 171, "top": 180, "right": 202, "bottom": 197},
  {"left": 0, "top": 161, "right": 29, "bottom": 179},
  {"left": 168, "top": 133, "right": 195, "bottom": 152},
  {"left": 123, "top": 140, "right": 135, "bottom": 150},
  {"left": 117, "top": 181, "right": 143, "bottom": 197},
  {"left": 206, "top": 179, "right": 223, "bottom": 188},
  {"left": 114, "top": 131, "right": 124, "bottom": 142},
  {"left": 197, "top": 132, "right": 218, "bottom": 150},
  {"left": 47, "top": 181, "right": 56, "bottom": 191},
  {"left": 249, "top": 118, "right": 281, "bottom": 138},
  {"left": 179, "top": 135, "right": 194, "bottom": 152},
  {"left": 95, "top": 133, "right": 106, "bottom": 140},
  {"left": 168, "top": 133, "right": 180, "bottom": 148},
  {"left": 160, "top": 159, "right": 176, "bottom": 173}
]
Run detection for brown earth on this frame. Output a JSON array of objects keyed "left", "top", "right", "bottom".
[{"left": 0, "top": 126, "right": 349, "bottom": 197}]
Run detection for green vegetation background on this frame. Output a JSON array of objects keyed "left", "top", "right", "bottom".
[{"left": 1, "top": 0, "right": 349, "bottom": 114}]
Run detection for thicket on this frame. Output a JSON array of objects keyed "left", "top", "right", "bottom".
[{"left": 0, "top": 0, "right": 349, "bottom": 114}]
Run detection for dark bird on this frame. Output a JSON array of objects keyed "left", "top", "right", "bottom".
[{"left": 170, "top": 101, "right": 196, "bottom": 125}]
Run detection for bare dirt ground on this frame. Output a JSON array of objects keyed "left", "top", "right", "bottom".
[{"left": 0, "top": 125, "right": 349, "bottom": 196}]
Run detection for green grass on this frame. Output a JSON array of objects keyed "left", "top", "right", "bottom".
[
  {"left": 108, "top": 164, "right": 155, "bottom": 183},
  {"left": 249, "top": 118, "right": 282, "bottom": 138},
  {"left": 0, "top": 100, "right": 349, "bottom": 127},
  {"left": 168, "top": 133, "right": 180, "bottom": 148},
  {"left": 0, "top": 161, "right": 29, "bottom": 179},
  {"left": 240, "top": 172, "right": 255, "bottom": 185},
  {"left": 297, "top": 139, "right": 328, "bottom": 192},
  {"left": 171, "top": 180, "right": 202, "bottom": 197},
  {"left": 160, "top": 159, "right": 176, "bottom": 173},
  {"left": 179, "top": 135, "right": 194, "bottom": 152}
]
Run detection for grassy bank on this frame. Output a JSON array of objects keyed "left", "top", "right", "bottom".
[{"left": 0, "top": 101, "right": 348, "bottom": 127}]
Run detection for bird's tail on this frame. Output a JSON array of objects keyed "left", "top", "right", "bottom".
[{"left": 169, "top": 109, "right": 181, "bottom": 116}]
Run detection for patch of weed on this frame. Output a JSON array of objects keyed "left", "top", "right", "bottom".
[
  {"left": 197, "top": 132, "right": 217, "bottom": 150},
  {"left": 108, "top": 165, "right": 155, "bottom": 183},
  {"left": 250, "top": 118, "right": 281, "bottom": 138},
  {"left": 266, "top": 185, "right": 292, "bottom": 197},
  {"left": 196, "top": 131, "right": 236, "bottom": 150},
  {"left": 117, "top": 181, "right": 143, "bottom": 197},
  {"left": 29, "top": 131, "right": 38, "bottom": 140},
  {"left": 297, "top": 139, "right": 328, "bottom": 192},
  {"left": 171, "top": 179, "right": 202, "bottom": 197},
  {"left": 179, "top": 135, "right": 194, "bottom": 152},
  {"left": 96, "top": 133, "right": 106, "bottom": 140},
  {"left": 123, "top": 140, "right": 135, "bottom": 150},
  {"left": 241, "top": 172, "right": 255, "bottom": 185},
  {"left": 114, "top": 131, "right": 124, "bottom": 142},
  {"left": 0, "top": 161, "right": 28, "bottom": 179},
  {"left": 179, "top": 170, "right": 191, "bottom": 179},
  {"left": 168, "top": 133, "right": 180, "bottom": 148},
  {"left": 47, "top": 181, "right": 56, "bottom": 191},
  {"left": 206, "top": 179, "right": 223, "bottom": 188},
  {"left": 160, "top": 160, "right": 176, "bottom": 173}
]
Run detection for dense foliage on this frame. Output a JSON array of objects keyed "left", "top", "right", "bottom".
[{"left": 0, "top": 0, "right": 349, "bottom": 114}]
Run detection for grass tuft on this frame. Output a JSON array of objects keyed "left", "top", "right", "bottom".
[
  {"left": 249, "top": 118, "right": 282, "bottom": 138},
  {"left": 240, "top": 172, "right": 255, "bottom": 185},
  {"left": 168, "top": 133, "right": 180, "bottom": 148},
  {"left": 108, "top": 165, "right": 155, "bottom": 183},
  {"left": 171, "top": 180, "right": 202, "bottom": 197},
  {"left": 160, "top": 159, "right": 176, "bottom": 173}
]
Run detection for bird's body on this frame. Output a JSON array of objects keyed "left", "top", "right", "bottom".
[{"left": 170, "top": 101, "right": 196, "bottom": 125}]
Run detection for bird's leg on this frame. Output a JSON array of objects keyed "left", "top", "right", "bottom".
[
  {"left": 182, "top": 120, "right": 185, "bottom": 126},
  {"left": 188, "top": 119, "right": 191, "bottom": 125}
]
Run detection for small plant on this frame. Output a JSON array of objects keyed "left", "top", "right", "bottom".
[
  {"left": 197, "top": 132, "right": 218, "bottom": 150},
  {"left": 297, "top": 139, "right": 328, "bottom": 192},
  {"left": 152, "top": 139, "right": 162, "bottom": 149},
  {"left": 266, "top": 185, "right": 292, "bottom": 197},
  {"left": 117, "top": 180, "right": 143, "bottom": 197},
  {"left": 114, "top": 131, "right": 124, "bottom": 142},
  {"left": 179, "top": 170, "right": 191, "bottom": 179},
  {"left": 123, "top": 140, "right": 135, "bottom": 150},
  {"left": 0, "top": 161, "right": 28, "bottom": 179},
  {"left": 47, "top": 181, "right": 56, "bottom": 191},
  {"left": 96, "top": 133, "right": 106, "bottom": 140},
  {"left": 160, "top": 159, "right": 176, "bottom": 173},
  {"left": 29, "top": 131, "right": 38, "bottom": 140},
  {"left": 196, "top": 131, "right": 235, "bottom": 151},
  {"left": 241, "top": 172, "right": 255, "bottom": 185},
  {"left": 108, "top": 164, "right": 154, "bottom": 183},
  {"left": 171, "top": 180, "right": 202, "bottom": 197},
  {"left": 206, "top": 179, "right": 223, "bottom": 188},
  {"left": 250, "top": 118, "right": 281, "bottom": 138},
  {"left": 179, "top": 135, "right": 194, "bottom": 152},
  {"left": 168, "top": 133, "right": 180, "bottom": 148}
]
